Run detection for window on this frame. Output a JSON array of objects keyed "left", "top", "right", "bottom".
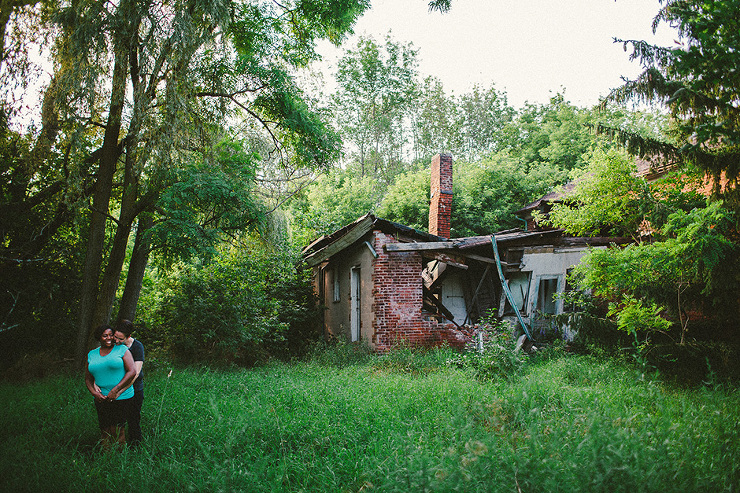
[
  {"left": 506, "top": 248, "right": 524, "bottom": 267},
  {"left": 562, "top": 268, "right": 576, "bottom": 312},
  {"left": 537, "top": 277, "right": 559, "bottom": 315},
  {"left": 332, "top": 268, "right": 340, "bottom": 302}
]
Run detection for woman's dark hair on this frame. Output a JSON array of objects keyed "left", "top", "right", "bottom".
[
  {"left": 115, "top": 319, "right": 134, "bottom": 337},
  {"left": 93, "top": 324, "right": 113, "bottom": 340}
]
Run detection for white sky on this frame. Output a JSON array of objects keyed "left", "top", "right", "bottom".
[{"left": 316, "top": 0, "right": 678, "bottom": 108}]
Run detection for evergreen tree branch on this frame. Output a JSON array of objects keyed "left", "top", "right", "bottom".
[{"left": 593, "top": 123, "right": 681, "bottom": 163}]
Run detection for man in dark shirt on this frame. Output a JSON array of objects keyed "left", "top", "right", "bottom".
[{"left": 114, "top": 320, "right": 145, "bottom": 446}]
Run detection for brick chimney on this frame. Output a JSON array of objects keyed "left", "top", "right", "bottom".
[{"left": 428, "top": 153, "right": 453, "bottom": 239}]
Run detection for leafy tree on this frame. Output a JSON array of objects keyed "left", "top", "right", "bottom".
[
  {"left": 427, "top": 0, "right": 452, "bottom": 11},
  {"left": 501, "top": 95, "right": 599, "bottom": 174},
  {"left": 147, "top": 141, "right": 263, "bottom": 266},
  {"left": 549, "top": 142, "right": 738, "bottom": 344},
  {"left": 578, "top": 201, "right": 738, "bottom": 345},
  {"left": 607, "top": 295, "right": 672, "bottom": 342},
  {"left": 546, "top": 148, "right": 647, "bottom": 238},
  {"left": 452, "top": 154, "right": 562, "bottom": 236},
  {"left": 1, "top": 0, "right": 373, "bottom": 365},
  {"left": 603, "top": 0, "right": 740, "bottom": 210},
  {"left": 287, "top": 168, "right": 381, "bottom": 246},
  {"left": 409, "top": 76, "right": 461, "bottom": 162},
  {"left": 376, "top": 167, "right": 431, "bottom": 230},
  {"left": 331, "top": 34, "right": 419, "bottom": 181},
  {"left": 456, "top": 83, "right": 516, "bottom": 161},
  {"left": 564, "top": 0, "right": 740, "bottom": 347}
]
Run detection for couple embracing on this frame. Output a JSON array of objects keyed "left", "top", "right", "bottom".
[{"left": 84, "top": 320, "right": 145, "bottom": 450}]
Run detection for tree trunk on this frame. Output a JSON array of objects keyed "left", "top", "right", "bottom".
[
  {"left": 74, "top": 49, "right": 128, "bottom": 365},
  {"left": 92, "top": 12, "right": 154, "bottom": 330},
  {"left": 92, "top": 132, "right": 141, "bottom": 326},
  {"left": 91, "top": 199, "right": 136, "bottom": 327},
  {"left": 117, "top": 213, "right": 153, "bottom": 323}
]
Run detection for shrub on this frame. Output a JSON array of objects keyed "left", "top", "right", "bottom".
[
  {"left": 555, "top": 288, "right": 628, "bottom": 355},
  {"left": 447, "top": 315, "right": 524, "bottom": 381},
  {"left": 608, "top": 295, "right": 672, "bottom": 340},
  {"left": 644, "top": 340, "right": 740, "bottom": 385},
  {"left": 152, "top": 239, "right": 319, "bottom": 366}
]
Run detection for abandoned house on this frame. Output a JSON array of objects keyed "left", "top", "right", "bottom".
[{"left": 301, "top": 154, "right": 629, "bottom": 351}]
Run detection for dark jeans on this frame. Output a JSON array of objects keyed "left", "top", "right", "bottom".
[
  {"left": 128, "top": 389, "right": 144, "bottom": 444},
  {"left": 94, "top": 397, "right": 132, "bottom": 429}
]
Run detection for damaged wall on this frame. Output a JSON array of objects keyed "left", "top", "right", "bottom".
[
  {"left": 372, "top": 232, "right": 460, "bottom": 351},
  {"left": 318, "top": 239, "right": 375, "bottom": 344},
  {"left": 501, "top": 245, "right": 601, "bottom": 337}
]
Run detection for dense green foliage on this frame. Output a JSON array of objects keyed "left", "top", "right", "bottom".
[
  {"left": 548, "top": 145, "right": 739, "bottom": 349},
  {"left": 604, "top": 0, "right": 740, "bottom": 209},
  {"left": 1, "top": 0, "right": 374, "bottom": 364},
  {"left": 451, "top": 155, "right": 559, "bottom": 236},
  {"left": 574, "top": 200, "right": 739, "bottom": 343},
  {"left": 547, "top": 148, "right": 646, "bottom": 238},
  {"left": 545, "top": 0, "right": 740, "bottom": 353},
  {"left": 286, "top": 168, "right": 382, "bottom": 247},
  {"left": 291, "top": 93, "right": 652, "bottom": 242},
  {"left": 2, "top": 349, "right": 739, "bottom": 492},
  {"left": 376, "top": 166, "right": 431, "bottom": 230},
  {"left": 138, "top": 235, "right": 319, "bottom": 366},
  {"left": 2, "top": 0, "right": 737, "bottom": 372}
]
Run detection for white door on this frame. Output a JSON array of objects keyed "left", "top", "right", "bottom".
[
  {"left": 350, "top": 267, "right": 361, "bottom": 341},
  {"left": 441, "top": 272, "right": 467, "bottom": 323}
]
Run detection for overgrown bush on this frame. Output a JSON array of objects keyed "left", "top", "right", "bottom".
[
  {"left": 148, "top": 238, "right": 319, "bottom": 366},
  {"left": 446, "top": 315, "right": 525, "bottom": 381},
  {"left": 0, "top": 219, "right": 87, "bottom": 370},
  {"left": 644, "top": 340, "right": 740, "bottom": 385},
  {"left": 555, "top": 287, "right": 628, "bottom": 355}
]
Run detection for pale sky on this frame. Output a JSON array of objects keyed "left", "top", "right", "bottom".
[{"left": 316, "top": 0, "right": 677, "bottom": 108}]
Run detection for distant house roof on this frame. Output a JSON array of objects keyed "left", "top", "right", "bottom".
[
  {"left": 635, "top": 156, "right": 680, "bottom": 180},
  {"left": 516, "top": 181, "right": 579, "bottom": 214},
  {"left": 517, "top": 156, "right": 681, "bottom": 216}
]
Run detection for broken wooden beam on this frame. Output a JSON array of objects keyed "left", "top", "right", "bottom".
[
  {"left": 429, "top": 253, "right": 468, "bottom": 270},
  {"left": 385, "top": 243, "right": 508, "bottom": 265},
  {"left": 384, "top": 242, "right": 455, "bottom": 251}
]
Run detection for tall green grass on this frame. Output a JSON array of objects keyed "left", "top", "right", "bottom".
[{"left": 1, "top": 349, "right": 738, "bottom": 492}]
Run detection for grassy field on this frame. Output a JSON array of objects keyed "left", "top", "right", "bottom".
[{"left": 1, "top": 346, "right": 738, "bottom": 492}]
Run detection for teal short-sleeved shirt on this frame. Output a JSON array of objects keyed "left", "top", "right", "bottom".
[{"left": 87, "top": 344, "right": 134, "bottom": 400}]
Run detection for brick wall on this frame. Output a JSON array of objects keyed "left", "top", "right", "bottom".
[
  {"left": 372, "top": 231, "right": 464, "bottom": 352},
  {"left": 428, "top": 153, "right": 453, "bottom": 239}
]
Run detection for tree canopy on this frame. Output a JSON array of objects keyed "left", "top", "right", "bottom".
[
  {"left": 1, "top": 0, "right": 374, "bottom": 364},
  {"left": 603, "top": 0, "right": 740, "bottom": 208},
  {"left": 331, "top": 34, "right": 419, "bottom": 181}
]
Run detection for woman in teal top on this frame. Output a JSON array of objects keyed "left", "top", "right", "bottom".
[{"left": 85, "top": 324, "right": 136, "bottom": 450}]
